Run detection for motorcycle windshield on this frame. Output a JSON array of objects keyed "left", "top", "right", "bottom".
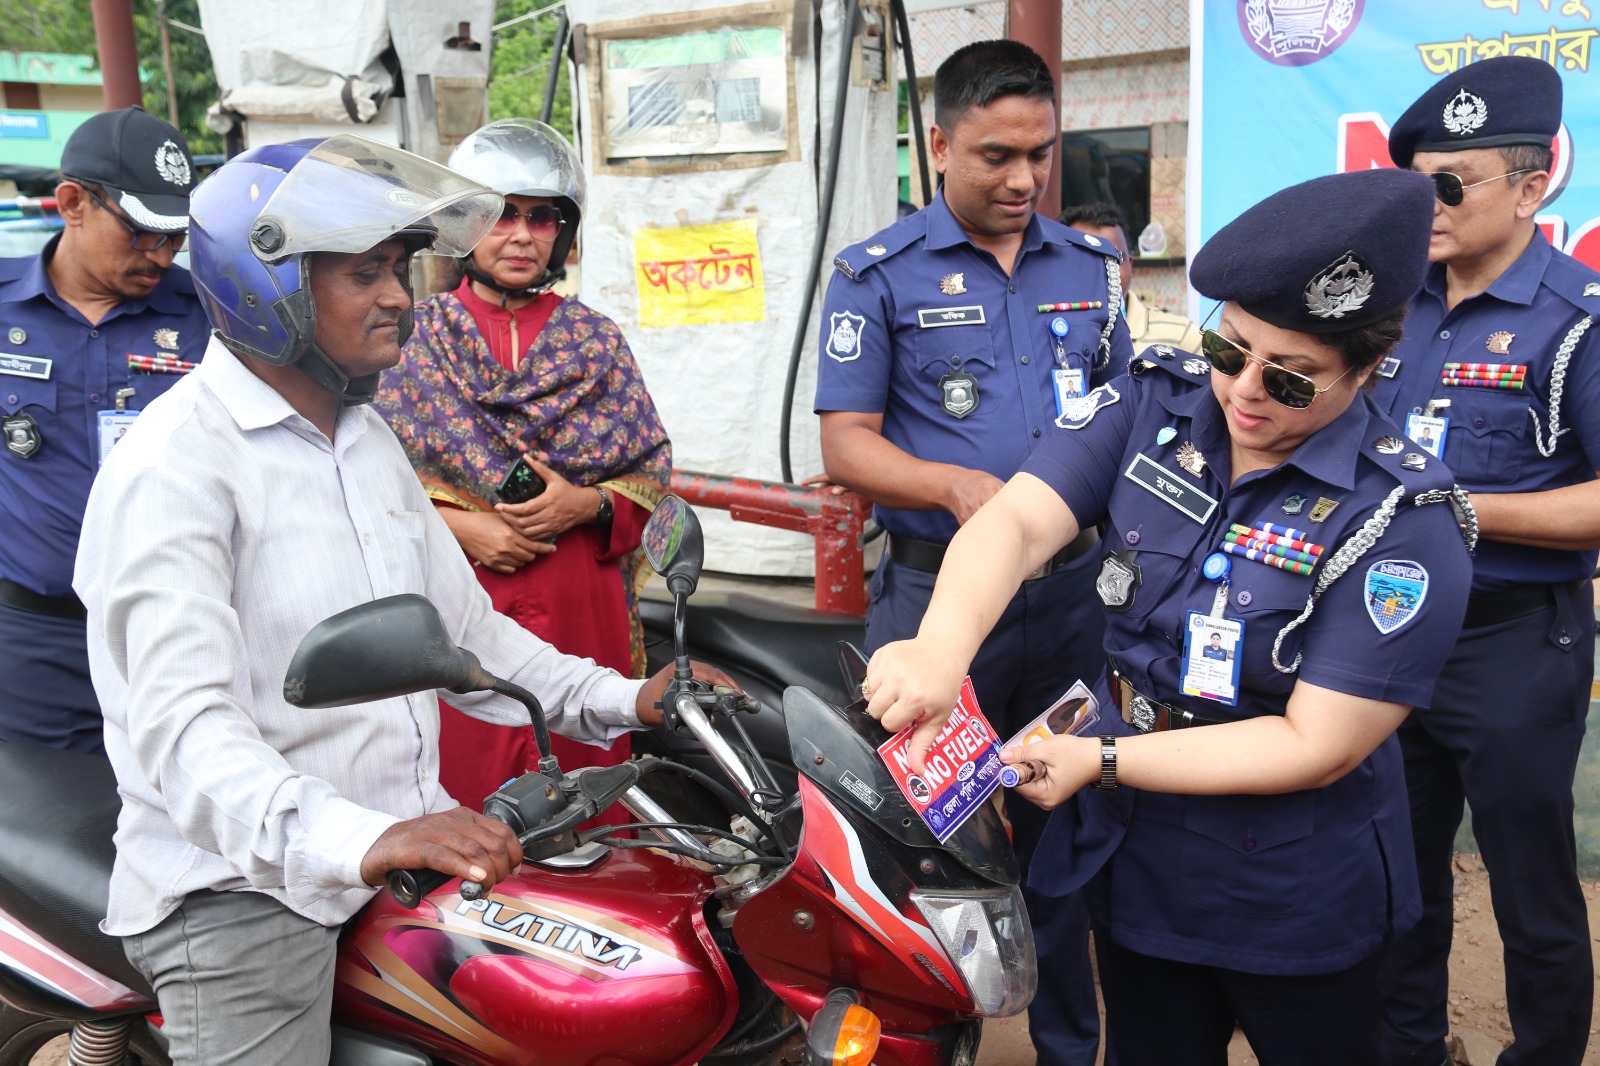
[{"left": 783, "top": 686, "right": 1020, "bottom": 886}]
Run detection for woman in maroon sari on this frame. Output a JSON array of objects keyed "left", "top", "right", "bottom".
[{"left": 375, "top": 119, "right": 670, "bottom": 808}]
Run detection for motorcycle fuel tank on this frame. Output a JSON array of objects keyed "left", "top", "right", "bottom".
[{"left": 333, "top": 847, "right": 738, "bottom": 1066}]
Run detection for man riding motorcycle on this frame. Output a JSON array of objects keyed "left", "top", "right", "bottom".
[{"left": 70, "top": 135, "right": 731, "bottom": 1065}]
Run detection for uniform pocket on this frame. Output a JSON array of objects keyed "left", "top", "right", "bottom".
[
  {"left": 1179, "top": 791, "right": 1315, "bottom": 917},
  {"left": 1103, "top": 488, "right": 1207, "bottom": 622},
  {"left": 0, "top": 378, "right": 57, "bottom": 455},
  {"left": 1441, "top": 390, "right": 1530, "bottom": 486}
]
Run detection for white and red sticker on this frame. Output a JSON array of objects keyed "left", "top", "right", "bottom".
[{"left": 876, "top": 677, "right": 1002, "bottom": 842}]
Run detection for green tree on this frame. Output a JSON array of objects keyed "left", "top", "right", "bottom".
[
  {"left": 488, "top": 2, "right": 574, "bottom": 141},
  {"left": 0, "top": 0, "right": 221, "bottom": 156}
]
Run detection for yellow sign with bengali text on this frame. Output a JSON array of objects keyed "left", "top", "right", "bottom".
[{"left": 634, "top": 220, "right": 765, "bottom": 328}]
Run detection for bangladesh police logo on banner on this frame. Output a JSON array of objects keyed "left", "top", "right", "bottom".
[
  {"left": 1364, "top": 559, "right": 1428, "bottom": 634},
  {"left": 1239, "top": 0, "right": 1364, "bottom": 67},
  {"left": 826, "top": 311, "right": 866, "bottom": 363}
]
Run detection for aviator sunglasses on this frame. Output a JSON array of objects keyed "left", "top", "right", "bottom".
[
  {"left": 492, "top": 203, "right": 564, "bottom": 237},
  {"left": 1200, "top": 328, "right": 1354, "bottom": 410},
  {"left": 1428, "top": 168, "right": 1535, "bottom": 207}
]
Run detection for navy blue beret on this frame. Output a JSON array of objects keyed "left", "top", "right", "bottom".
[
  {"left": 1388, "top": 56, "right": 1561, "bottom": 169},
  {"left": 1190, "top": 169, "right": 1434, "bottom": 335}
]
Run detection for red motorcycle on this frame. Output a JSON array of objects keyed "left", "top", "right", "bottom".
[{"left": 0, "top": 496, "right": 1034, "bottom": 1066}]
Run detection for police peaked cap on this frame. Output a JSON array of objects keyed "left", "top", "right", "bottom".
[
  {"left": 1388, "top": 55, "right": 1561, "bottom": 168},
  {"left": 1189, "top": 169, "right": 1434, "bottom": 335}
]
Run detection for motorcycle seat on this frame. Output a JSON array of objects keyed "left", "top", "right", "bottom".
[
  {"left": 641, "top": 589, "right": 865, "bottom": 705},
  {"left": 0, "top": 742, "right": 154, "bottom": 998}
]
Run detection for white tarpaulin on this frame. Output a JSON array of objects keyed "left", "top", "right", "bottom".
[{"left": 567, "top": 0, "right": 898, "bottom": 575}]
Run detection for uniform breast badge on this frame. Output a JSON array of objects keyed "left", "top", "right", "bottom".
[
  {"left": 938, "top": 273, "right": 966, "bottom": 296},
  {"left": 939, "top": 368, "right": 979, "bottom": 419},
  {"left": 1096, "top": 552, "right": 1142, "bottom": 612},
  {"left": 153, "top": 327, "right": 180, "bottom": 350},
  {"left": 3, "top": 413, "right": 42, "bottom": 458},
  {"left": 1485, "top": 331, "right": 1514, "bottom": 356},
  {"left": 1175, "top": 441, "right": 1206, "bottom": 476}
]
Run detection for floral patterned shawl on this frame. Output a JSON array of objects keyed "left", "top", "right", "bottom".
[{"left": 374, "top": 291, "right": 671, "bottom": 672}]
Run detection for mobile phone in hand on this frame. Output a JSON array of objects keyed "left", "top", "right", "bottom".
[{"left": 496, "top": 456, "right": 546, "bottom": 504}]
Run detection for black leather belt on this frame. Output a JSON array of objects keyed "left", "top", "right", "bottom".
[
  {"left": 0, "top": 578, "right": 86, "bottom": 620},
  {"left": 889, "top": 526, "right": 1100, "bottom": 581},
  {"left": 1108, "top": 659, "right": 1226, "bottom": 733},
  {"left": 1463, "top": 580, "right": 1583, "bottom": 629}
]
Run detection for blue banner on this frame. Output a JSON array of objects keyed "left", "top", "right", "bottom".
[{"left": 1191, "top": 0, "right": 1600, "bottom": 308}]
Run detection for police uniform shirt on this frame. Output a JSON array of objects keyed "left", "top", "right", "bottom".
[
  {"left": 0, "top": 237, "right": 209, "bottom": 598},
  {"left": 814, "top": 189, "right": 1132, "bottom": 544},
  {"left": 1373, "top": 232, "right": 1600, "bottom": 595},
  {"left": 1020, "top": 357, "right": 1472, "bottom": 974}
]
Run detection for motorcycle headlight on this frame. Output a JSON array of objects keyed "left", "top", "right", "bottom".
[{"left": 910, "top": 887, "right": 1037, "bottom": 1017}]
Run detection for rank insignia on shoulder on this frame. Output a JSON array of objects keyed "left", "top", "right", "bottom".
[
  {"left": 1182, "top": 358, "right": 1209, "bottom": 376},
  {"left": 1365, "top": 559, "right": 1428, "bottom": 634},
  {"left": 866, "top": 243, "right": 887, "bottom": 256},
  {"left": 1151, "top": 344, "right": 1174, "bottom": 359},
  {"left": 826, "top": 311, "right": 866, "bottom": 362},
  {"left": 833, "top": 256, "right": 856, "bottom": 281},
  {"left": 1373, "top": 436, "right": 1404, "bottom": 454},
  {"left": 1402, "top": 452, "right": 1427, "bottom": 471},
  {"left": 1081, "top": 233, "right": 1103, "bottom": 247},
  {"left": 1586, "top": 282, "right": 1600, "bottom": 297}
]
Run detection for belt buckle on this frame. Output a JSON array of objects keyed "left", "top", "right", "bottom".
[{"left": 1127, "top": 692, "right": 1159, "bottom": 733}]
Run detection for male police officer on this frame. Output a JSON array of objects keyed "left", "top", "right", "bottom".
[
  {"left": 0, "top": 106, "right": 207, "bottom": 753},
  {"left": 815, "top": 39, "right": 1132, "bottom": 1066},
  {"left": 1062, "top": 200, "right": 1202, "bottom": 354},
  {"left": 1376, "top": 56, "right": 1599, "bottom": 1066}
]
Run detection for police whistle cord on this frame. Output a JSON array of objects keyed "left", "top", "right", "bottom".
[{"left": 1530, "top": 315, "right": 1591, "bottom": 457}]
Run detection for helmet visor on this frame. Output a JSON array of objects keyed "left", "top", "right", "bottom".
[{"left": 254, "top": 135, "right": 502, "bottom": 260}]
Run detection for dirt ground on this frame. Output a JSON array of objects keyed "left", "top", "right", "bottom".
[{"left": 975, "top": 853, "right": 1600, "bottom": 1065}]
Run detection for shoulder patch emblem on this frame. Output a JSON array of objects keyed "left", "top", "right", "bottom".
[
  {"left": 1056, "top": 382, "right": 1121, "bottom": 430},
  {"left": 826, "top": 311, "right": 867, "bottom": 362},
  {"left": 1365, "top": 559, "right": 1429, "bottom": 634}
]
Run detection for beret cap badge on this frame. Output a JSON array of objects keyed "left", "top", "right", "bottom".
[
  {"left": 1305, "top": 251, "right": 1375, "bottom": 320},
  {"left": 1442, "top": 88, "right": 1489, "bottom": 137}
]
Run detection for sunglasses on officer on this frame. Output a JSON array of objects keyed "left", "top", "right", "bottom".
[
  {"left": 78, "top": 184, "right": 186, "bottom": 253},
  {"left": 492, "top": 204, "right": 564, "bottom": 238},
  {"left": 1200, "top": 327, "right": 1354, "bottom": 410},
  {"left": 1426, "top": 168, "right": 1536, "bottom": 207}
]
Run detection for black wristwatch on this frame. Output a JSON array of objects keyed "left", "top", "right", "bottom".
[
  {"left": 1091, "top": 735, "right": 1119, "bottom": 791},
  {"left": 594, "top": 485, "right": 614, "bottom": 525}
]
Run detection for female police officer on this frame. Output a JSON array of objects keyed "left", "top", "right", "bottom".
[{"left": 861, "top": 168, "right": 1476, "bottom": 1065}]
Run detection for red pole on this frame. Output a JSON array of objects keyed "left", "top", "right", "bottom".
[
  {"left": 1008, "top": 0, "right": 1064, "bottom": 220},
  {"left": 91, "top": 0, "right": 143, "bottom": 110}
]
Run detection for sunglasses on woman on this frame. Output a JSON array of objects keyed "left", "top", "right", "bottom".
[
  {"left": 1200, "top": 329, "right": 1353, "bottom": 410},
  {"left": 493, "top": 204, "right": 564, "bottom": 237},
  {"left": 1428, "top": 168, "right": 1534, "bottom": 207}
]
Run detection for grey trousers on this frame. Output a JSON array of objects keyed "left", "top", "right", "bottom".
[{"left": 123, "top": 889, "right": 340, "bottom": 1065}]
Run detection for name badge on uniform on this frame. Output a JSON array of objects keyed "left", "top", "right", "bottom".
[
  {"left": 917, "top": 306, "right": 986, "bottom": 328},
  {"left": 1123, "top": 453, "right": 1218, "bottom": 524},
  {"left": 1181, "top": 611, "right": 1243, "bottom": 707},
  {"left": 97, "top": 410, "right": 138, "bottom": 465},
  {"left": 1405, "top": 411, "right": 1448, "bottom": 459},
  {"left": 0, "top": 353, "right": 51, "bottom": 380},
  {"left": 1052, "top": 366, "right": 1085, "bottom": 413}
]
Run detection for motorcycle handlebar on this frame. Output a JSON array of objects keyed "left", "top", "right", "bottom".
[{"left": 387, "top": 868, "right": 488, "bottom": 908}]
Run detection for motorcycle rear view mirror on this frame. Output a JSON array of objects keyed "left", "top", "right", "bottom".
[
  {"left": 283, "top": 593, "right": 495, "bottom": 708},
  {"left": 642, "top": 494, "right": 703, "bottom": 598}
]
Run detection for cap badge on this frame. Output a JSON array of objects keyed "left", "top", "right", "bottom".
[
  {"left": 1486, "top": 331, "right": 1514, "bottom": 356},
  {"left": 866, "top": 243, "right": 887, "bottom": 256},
  {"left": 1175, "top": 441, "right": 1206, "bottom": 477},
  {"left": 154, "top": 139, "right": 191, "bottom": 186},
  {"left": 1305, "top": 250, "right": 1375, "bottom": 320},
  {"left": 1442, "top": 88, "right": 1489, "bottom": 137},
  {"left": 939, "top": 272, "right": 966, "bottom": 296},
  {"left": 153, "top": 328, "right": 179, "bottom": 350}
]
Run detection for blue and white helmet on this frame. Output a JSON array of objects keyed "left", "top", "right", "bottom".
[{"left": 188, "top": 135, "right": 502, "bottom": 401}]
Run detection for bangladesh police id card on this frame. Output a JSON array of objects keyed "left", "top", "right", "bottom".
[
  {"left": 1405, "top": 412, "right": 1448, "bottom": 459},
  {"left": 97, "top": 410, "right": 138, "bottom": 466},
  {"left": 1181, "top": 612, "right": 1243, "bottom": 706}
]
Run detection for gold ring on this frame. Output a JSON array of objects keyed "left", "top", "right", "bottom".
[{"left": 859, "top": 680, "right": 872, "bottom": 700}]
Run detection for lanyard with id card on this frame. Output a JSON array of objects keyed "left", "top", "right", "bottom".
[
  {"left": 1406, "top": 399, "right": 1450, "bottom": 460},
  {"left": 97, "top": 388, "right": 137, "bottom": 467},
  {"left": 1048, "top": 315, "right": 1086, "bottom": 416},
  {"left": 1181, "top": 551, "right": 1244, "bottom": 706}
]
